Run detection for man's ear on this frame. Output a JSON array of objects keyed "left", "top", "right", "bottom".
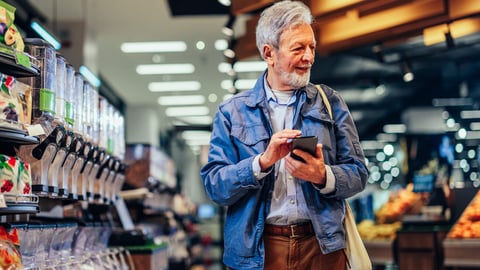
[{"left": 263, "top": 44, "right": 274, "bottom": 63}]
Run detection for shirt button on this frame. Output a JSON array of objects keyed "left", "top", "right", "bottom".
[
  {"left": 290, "top": 199, "right": 295, "bottom": 204},
  {"left": 288, "top": 175, "right": 293, "bottom": 180}
]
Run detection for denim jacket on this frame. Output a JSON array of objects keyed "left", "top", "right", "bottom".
[{"left": 200, "top": 72, "right": 368, "bottom": 270}]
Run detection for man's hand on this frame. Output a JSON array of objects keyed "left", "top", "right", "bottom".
[
  {"left": 259, "top": 129, "right": 302, "bottom": 171},
  {"left": 285, "top": 144, "right": 326, "bottom": 186}
]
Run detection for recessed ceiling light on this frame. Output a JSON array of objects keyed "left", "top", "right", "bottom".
[
  {"left": 165, "top": 106, "right": 209, "bottom": 117},
  {"left": 215, "top": 39, "right": 228, "bottom": 51},
  {"left": 137, "top": 64, "right": 195, "bottom": 75},
  {"left": 120, "top": 41, "right": 187, "bottom": 53},
  {"left": 196, "top": 41, "right": 206, "bottom": 50},
  {"left": 218, "top": 0, "right": 231, "bottom": 6},
  {"left": 149, "top": 81, "right": 201, "bottom": 92},
  {"left": 158, "top": 95, "right": 205, "bottom": 106}
]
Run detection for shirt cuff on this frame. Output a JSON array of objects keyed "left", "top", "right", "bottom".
[
  {"left": 314, "top": 165, "right": 335, "bottom": 194},
  {"left": 252, "top": 153, "right": 272, "bottom": 180}
]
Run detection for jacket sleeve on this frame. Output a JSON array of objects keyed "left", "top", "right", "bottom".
[
  {"left": 322, "top": 85, "right": 369, "bottom": 199},
  {"left": 200, "top": 106, "right": 264, "bottom": 206}
]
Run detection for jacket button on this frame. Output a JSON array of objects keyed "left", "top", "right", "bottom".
[{"left": 289, "top": 199, "right": 295, "bottom": 204}]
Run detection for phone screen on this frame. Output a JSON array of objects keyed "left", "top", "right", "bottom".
[{"left": 291, "top": 135, "right": 317, "bottom": 162}]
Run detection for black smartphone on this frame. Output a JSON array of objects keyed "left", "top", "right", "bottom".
[{"left": 291, "top": 135, "right": 318, "bottom": 162}]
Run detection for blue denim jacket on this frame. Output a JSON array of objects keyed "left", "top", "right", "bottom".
[{"left": 200, "top": 73, "right": 368, "bottom": 270}]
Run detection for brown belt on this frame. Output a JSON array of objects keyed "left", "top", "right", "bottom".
[{"left": 264, "top": 222, "right": 314, "bottom": 238}]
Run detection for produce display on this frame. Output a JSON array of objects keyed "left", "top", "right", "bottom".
[
  {"left": 375, "top": 183, "right": 423, "bottom": 224},
  {"left": 447, "top": 190, "right": 480, "bottom": 239},
  {"left": 357, "top": 219, "right": 402, "bottom": 241}
]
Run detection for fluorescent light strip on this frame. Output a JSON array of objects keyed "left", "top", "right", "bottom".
[
  {"left": 182, "top": 130, "right": 212, "bottom": 141},
  {"left": 221, "top": 79, "right": 257, "bottom": 90},
  {"left": 79, "top": 65, "right": 101, "bottom": 87},
  {"left": 149, "top": 81, "right": 201, "bottom": 92},
  {"left": 383, "top": 124, "right": 407, "bottom": 134},
  {"left": 471, "top": 122, "right": 480, "bottom": 130},
  {"left": 30, "top": 21, "right": 61, "bottom": 50},
  {"left": 158, "top": 95, "right": 205, "bottom": 106},
  {"left": 461, "top": 110, "right": 480, "bottom": 119},
  {"left": 234, "top": 61, "right": 267, "bottom": 72},
  {"left": 177, "top": 116, "right": 213, "bottom": 125},
  {"left": 121, "top": 41, "right": 187, "bottom": 53},
  {"left": 218, "top": 61, "right": 267, "bottom": 73},
  {"left": 137, "top": 64, "right": 195, "bottom": 75},
  {"left": 165, "top": 106, "right": 209, "bottom": 117}
]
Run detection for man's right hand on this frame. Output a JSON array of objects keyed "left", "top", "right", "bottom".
[{"left": 259, "top": 129, "right": 302, "bottom": 171}]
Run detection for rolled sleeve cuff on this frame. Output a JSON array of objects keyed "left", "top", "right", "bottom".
[
  {"left": 252, "top": 154, "right": 272, "bottom": 180},
  {"left": 315, "top": 165, "right": 335, "bottom": 194}
]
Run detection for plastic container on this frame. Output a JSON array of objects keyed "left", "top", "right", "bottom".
[
  {"left": 20, "top": 38, "right": 57, "bottom": 132},
  {"left": 54, "top": 53, "right": 66, "bottom": 126},
  {"left": 64, "top": 64, "right": 75, "bottom": 130}
]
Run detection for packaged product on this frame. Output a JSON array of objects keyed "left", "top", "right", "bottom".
[
  {"left": 17, "top": 160, "right": 30, "bottom": 195},
  {"left": 0, "top": 154, "right": 17, "bottom": 195},
  {"left": 0, "top": 1, "right": 24, "bottom": 51},
  {"left": 0, "top": 73, "right": 32, "bottom": 129},
  {"left": 0, "top": 226, "right": 22, "bottom": 269}
]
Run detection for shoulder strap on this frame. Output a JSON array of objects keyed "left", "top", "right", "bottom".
[{"left": 316, "top": 85, "right": 332, "bottom": 120}]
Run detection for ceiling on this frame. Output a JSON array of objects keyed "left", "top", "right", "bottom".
[{"left": 9, "top": 0, "right": 480, "bottom": 149}]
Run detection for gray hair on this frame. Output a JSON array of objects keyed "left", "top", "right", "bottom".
[{"left": 256, "top": 1, "right": 313, "bottom": 59}]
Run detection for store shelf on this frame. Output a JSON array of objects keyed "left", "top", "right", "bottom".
[
  {"left": 0, "top": 45, "right": 40, "bottom": 77},
  {"left": 0, "top": 194, "right": 39, "bottom": 215},
  {"left": 443, "top": 238, "right": 480, "bottom": 267},
  {"left": 0, "top": 126, "right": 39, "bottom": 145}
]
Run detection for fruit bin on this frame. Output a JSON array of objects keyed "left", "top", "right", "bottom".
[
  {"left": 443, "top": 238, "right": 480, "bottom": 267},
  {"left": 443, "top": 189, "right": 480, "bottom": 267},
  {"left": 364, "top": 239, "right": 395, "bottom": 265}
]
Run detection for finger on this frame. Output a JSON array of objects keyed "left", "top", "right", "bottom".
[{"left": 316, "top": 144, "right": 323, "bottom": 159}]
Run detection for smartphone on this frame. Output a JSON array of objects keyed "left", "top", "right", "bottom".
[{"left": 291, "top": 135, "right": 318, "bottom": 162}]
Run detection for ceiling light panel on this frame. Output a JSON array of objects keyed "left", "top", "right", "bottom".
[
  {"left": 218, "top": 61, "right": 267, "bottom": 73},
  {"left": 137, "top": 64, "right": 195, "bottom": 75},
  {"left": 149, "top": 81, "right": 201, "bottom": 92},
  {"left": 165, "top": 106, "right": 210, "bottom": 117},
  {"left": 158, "top": 95, "right": 206, "bottom": 106},
  {"left": 177, "top": 116, "right": 213, "bottom": 125},
  {"left": 121, "top": 41, "right": 187, "bottom": 53}
]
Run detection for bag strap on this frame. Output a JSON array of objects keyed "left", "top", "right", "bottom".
[{"left": 316, "top": 85, "right": 332, "bottom": 120}]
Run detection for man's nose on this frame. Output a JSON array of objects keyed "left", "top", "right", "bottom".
[{"left": 303, "top": 49, "right": 315, "bottom": 62}]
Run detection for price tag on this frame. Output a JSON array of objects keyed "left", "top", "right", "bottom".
[
  {"left": 26, "top": 124, "right": 46, "bottom": 137},
  {"left": 0, "top": 194, "right": 7, "bottom": 208},
  {"left": 15, "top": 52, "right": 32, "bottom": 68}
]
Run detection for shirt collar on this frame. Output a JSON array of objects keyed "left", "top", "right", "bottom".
[{"left": 263, "top": 73, "right": 297, "bottom": 105}]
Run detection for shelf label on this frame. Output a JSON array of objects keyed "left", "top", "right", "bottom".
[
  {"left": 26, "top": 124, "right": 46, "bottom": 137},
  {"left": 0, "top": 194, "right": 7, "bottom": 208},
  {"left": 15, "top": 52, "right": 31, "bottom": 69}
]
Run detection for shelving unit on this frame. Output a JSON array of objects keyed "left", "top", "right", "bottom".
[{"left": 0, "top": 45, "right": 40, "bottom": 78}]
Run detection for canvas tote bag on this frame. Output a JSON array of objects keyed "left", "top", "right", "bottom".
[{"left": 316, "top": 85, "right": 372, "bottom": 270}]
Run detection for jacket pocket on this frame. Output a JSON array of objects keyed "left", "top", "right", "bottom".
[{"left": 231, "top": 124, "right": 270, "bottom": 146}]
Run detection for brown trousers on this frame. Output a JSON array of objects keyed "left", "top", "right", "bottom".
[{"left": 227, "top": 234, "right": 347, "bottom": 270}]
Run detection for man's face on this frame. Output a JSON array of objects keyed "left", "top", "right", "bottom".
[{"left": 265, "top": 23, "right": 316, "bottom": 90}]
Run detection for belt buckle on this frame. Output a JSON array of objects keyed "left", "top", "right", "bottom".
[{"left": 290, "top": 224, "right": 298, "bottom": 238}]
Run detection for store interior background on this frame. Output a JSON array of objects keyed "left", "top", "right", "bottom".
[{"left": 7, "top": 0, "right": 480, "bottom": 269}]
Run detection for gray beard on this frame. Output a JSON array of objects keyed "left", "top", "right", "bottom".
[{"left": 280, "top": 69, "right": 310, "bottom": 89}]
